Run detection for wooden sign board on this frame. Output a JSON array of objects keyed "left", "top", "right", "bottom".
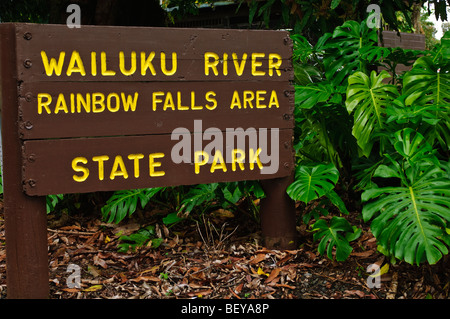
[
  {"left": 0, "top": 23, "right": 296, "bottom": 298},
  {"left": 12, "top": 23, "right": 294, "bottom": 196}
]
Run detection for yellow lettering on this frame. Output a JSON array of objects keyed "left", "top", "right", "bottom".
[
  {"left": 230, "top": 90, "right": 241, "bottom": 109},
  {"left": 70, "top": 93, "right": 75, "bottom": 113},
  {"left": 66, "top": 51, "right": 86, "bottom": 76},
  {"left": 210, "top": 150, "right": 227, "bottom": 173},
  {"left": 91, "top": 52, "right": 97, "bottom": 76},
  {"left": 110, "top": 155, "right": 128, "bottom": 180},
  {"left": 231, "top": 149, "right": 245, "bottom": 171},
  {"left": 121, "top": 92, "right": 138, "bottom": 112},
  {"left": 268, "top": 90, "right": 279, "bottom": 108},
  {"left": 243, "top": 90, "right": 254, "bottom": 109},
  {"left": 268, "top": 53, "right": 282, "bottom": 76},
  {"left": 232, "top": 53, "right": 247, "bottom": 76},
  {"left": 119, "top": 51, "right": 137, "bottom": 76},
  {"left": 249, "top": 148, "right": 263, "bottom": 170},
  {"left": 77, "top": 93, "right": 91, "bottom": 113},
  {"left": 41, "top": 51, "right": 65, "bottom": 76},
  {"left": 92, "top": 155, "right": 109, "bottom": 181},
  {"left": 92, "top": 93, "right": 105, "bottom": 113},
  {"left": 163, "top": 92, "right": 175, "bottom": 111},
  {"left": 72, "top": 157, "right": 89, "bottom": 182},
  {"left": 161, "top": 52, "right": 177, "bottom": 76},
  {"left": 152, "top": 91, "right": 164, "bottom": 111},
  {"left": 128, "top": 154, "right": 144, "bottom": 178},
  {"left": 101, "top": 51, "right": 116, "bottom": 76},
  {"left": 204, "top": 52, "right": 219, "bottom": 76},
  {"left": 223, "top": 53, "right": 228, "bottom": 76},
  {"left": 194, "top": 151, "right": 209, "bottom": 174},
  {"left": 205, "top": 91, "right": 217, "bottom": 110},
  {"left": 107, "top": 93, "right": 120, "bottom": 112},
  {"left": 149, "top": 153, "right": 165, "bottom": 177},
  {"left": 54, "top": 93, "right": 69, "bottom": 114},
  {"left": 141, "top": 52, "right": 156, "bottom": 76},
  {"left": 256, "top": 90, "right": 267, "bottom": 108},
  {"left": 37, "top": 93, "right": 52, "bottom": 114},
  {"left": 252, "top": 53, "right": 265, "bottom": 76},
  {"left": 191, "top": 91, "right": 203, "bottom": 110},
  {"left": 177, "top": 91, "right": 189, "bottom": 110}
]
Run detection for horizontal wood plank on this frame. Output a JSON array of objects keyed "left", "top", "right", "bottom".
[
  {"left": 15, "top": 23, "right": 293, "bottom": 83},
  {"left": 22, "top": 130, "right": 294, "bottom": 196},
  {"left": 19, "top": 81, "right": 294, "bottom": 139}
]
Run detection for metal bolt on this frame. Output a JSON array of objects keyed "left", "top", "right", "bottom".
[
  {"left": 283, "top": 37, "right": 290, "bottom": 45},
  {"left": 24, "top": 121, "right": 33, "bottom": 130},
  {"left": 284, "top": 162, "right": 290, "bottom": 169},
  {"left": 23, "top": 32, "right": 32, "bottom": 40},
  {"left": 283, "top": 114, "right": 290, "bottom": 120},
  {"left": 27, "top": 154, "right": 36, "bottom": 163},
  {"left": 284, "top": 90, "right": 291, "bottom": 97},
  {"left": 23, "top": 59, "right": 32, "bottom": 68},
  {"left": 284, "top": 141, "right": 290, "bottom": 149},
  {"left": 25, "top": 92, "right": 33, "bottom": 102},
  {"left": 27, "top": 179, "right": 36, "bottom": 188}
]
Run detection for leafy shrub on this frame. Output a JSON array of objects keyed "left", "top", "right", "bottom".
[
  {"left": 290, "top": 20, "right": 449, "bottom": 265},
  {"left": 117, "top": 225, "right": 164, "bottom": 252},
  {"left": 312, "top": 217, "right": 361, "bottom": 262},
  {"left": 101, "top": 188, "right": 163, "bottom": 223},
  {"left": 362, "top": 130, "right": 450, "bottom": 265}
]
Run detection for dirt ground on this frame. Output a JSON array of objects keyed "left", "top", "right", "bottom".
[{"left": 1, "top": 199, "right": 449, "bottom": 300}]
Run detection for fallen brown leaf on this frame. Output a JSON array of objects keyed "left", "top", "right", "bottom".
[
  {"left": 188, "top": 289, "right": 212, "bottom": 297},
  {"left": 274, "top": 283, "right": 296, "bottom": 289},
  {"left": 234, "top": 283, "right": 243, "bottom": 293},
  {"left": 350, "top": 250, "right": 374, "bottom": 258},
  {"left": 62, "top": 288, "right": 80, "bottom": 293},
  {"left": 130, "top": 275, "right": 161, "bottom": 283},
  {"left": 344, "top": 289, "right": 366, "bottom": 298},
  {"left": 249, "top": 253, "right": 266, "bottom": 264},
  {"left": 265, "top": 268, "right": 281, "bottom": 284}
]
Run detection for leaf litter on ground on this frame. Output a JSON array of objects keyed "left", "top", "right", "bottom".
[{"left": 0, "top": 205, "right": 449, "bottom": 299}]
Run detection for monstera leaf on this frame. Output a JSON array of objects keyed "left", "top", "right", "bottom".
[
  {"left": 323, "top": 20, "right": 378, "bottom": 86},
  {"left": 286, "top": 163, "right": 339, "bottom": 204},
  {"left": 393, "top": 128, "right": 438, "bottom": 166},
  {"left": 346, "top": 70, "right": 399, "bottom": 157},
  {"left": 312, "top": 216, "right": 361, "bottom": 262},
  {"left": 295, "top": 82, "right": 334, "bottom": 109},
  {"left": 403, "top": 56, "right": 450, "bottom": 106},
  {"left": 362, "top": 130, "right": 450, "bottom": 265},
  {"left": 102, "top": 187, "right": 163, "bottom": 223}
]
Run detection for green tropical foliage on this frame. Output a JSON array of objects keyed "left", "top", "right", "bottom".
[
  {"left": 403, "top": 56, "right": 450, "bottom": 106},
  {"left": 312, "top": 216, "right": 361, "bottom": 261},
  {"left": 362, "top": 130, "right": 450, "bottom": 265},
  {"left": 117, "top": 225, "right": 164, "bottom": 252},
  {"left": 289, "top": 16, "right": 450, "bottom": 265},
  {"left": 101, "top": 188, "right": 163, "bottom": 224},
  {"left": 346, "top": 70, "right": 399, "bottom": 157},
  {"left": 287, "top": 163, "right": 339, "bottom": 204}
]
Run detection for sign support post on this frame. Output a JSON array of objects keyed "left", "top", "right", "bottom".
[
  {"left": 260, "top": 174, "right": 297, "bottom": 250},
  {"left": 1, "top": 24, "right": 49, "bottom": 299}
]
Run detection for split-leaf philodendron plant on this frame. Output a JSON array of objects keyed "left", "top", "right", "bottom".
[{"left": 290, "top": 20, "right": 449, "bottom": 265}]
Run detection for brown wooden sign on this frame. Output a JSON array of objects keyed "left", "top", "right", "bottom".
[
  {"left": 23, "top": 129, "right": 294, "bottom": 195},
  {"left": 1, "top": 23, "right": 296, "bottom": 298},
  {"left": 12, "top": 23, "right": 294, "bottom": 196}
]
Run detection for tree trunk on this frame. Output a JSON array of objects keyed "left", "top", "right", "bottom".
[{"left": 411, "top": 2, "right": 423, "bottom": 34}]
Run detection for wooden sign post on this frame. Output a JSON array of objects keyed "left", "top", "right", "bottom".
[{"left": 0, "top": 23, "right": 296, "bottom": 298}]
